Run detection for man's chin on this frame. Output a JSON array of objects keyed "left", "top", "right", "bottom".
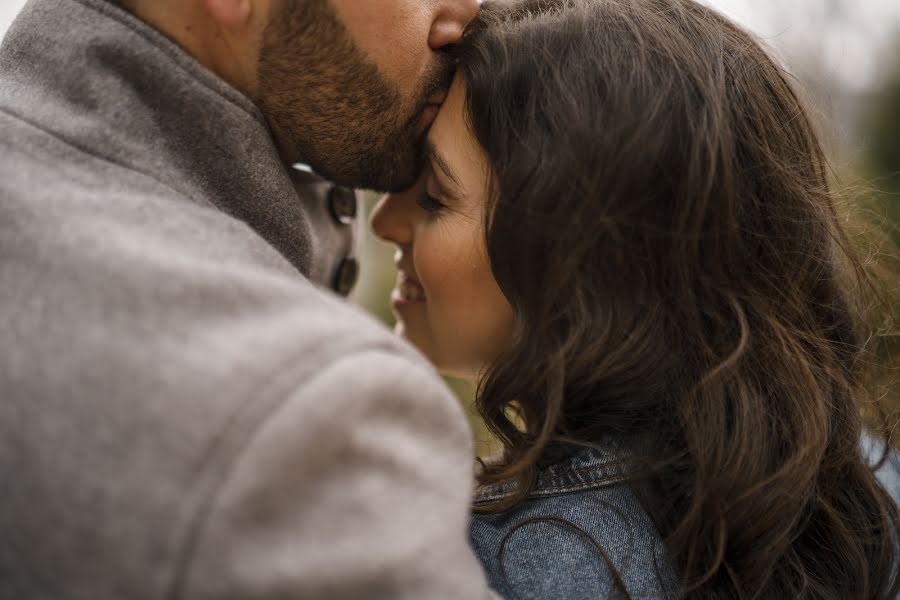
[
  {"left": 282, "top": 114, "right": 425, "bottom": 191},
  {"left": 295, "top": 145, "right": 419, "bottom": 192},
  {"left": 367, "top": 102, "right": 438, "bottom": 191},
  {"left": 361, "top": 147, "right": 424, "bottom": 193}
]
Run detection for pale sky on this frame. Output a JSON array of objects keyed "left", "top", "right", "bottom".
[
  {"left": 2, "top": 0, "right": 899, "bottom": 91},
  {"left": 700, "top": 0, "right": 900, "bottom": 91},
  {"left": 0, "top": 0, "right": 26, "bottom": 41}
]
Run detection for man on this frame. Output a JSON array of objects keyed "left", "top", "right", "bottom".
[{"left": 0, "top": 0, "right": 495, "bottom": 598}]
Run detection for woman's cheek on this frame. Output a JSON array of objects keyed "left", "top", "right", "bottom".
[
  {"left": 415, "top": 222, "right": 468, "bottom": 301},
  {"left": 413, "top": 235, "right": 450, "bottom": 304},
  {"left": 414, "top": 224, "right": 513, "bottom": 374},
  {"left": 410, "top": 227, "right": 471, "bottom": 367}
]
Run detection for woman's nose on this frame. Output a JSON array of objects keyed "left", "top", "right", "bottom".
[
  {"left": 372, "top": 169, "right": 431, "bottom": 246},
  {"left": 370, "top": 192, "right": 413, "bottom": 247}
]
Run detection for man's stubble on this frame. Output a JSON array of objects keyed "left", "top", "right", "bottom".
[{"left": 257, "top": 0, "right": 452, "bottom": 192}]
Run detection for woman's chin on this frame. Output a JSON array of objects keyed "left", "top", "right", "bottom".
[
  {"left": 393, "top": 320, "right": 454, "bottom": 374},
  {"left": 394, "top": 320, "right": 430, "bottom": 357},
  {"left": 392, "top": 318, "right": 479, "bottom": 380},
  {"left": 392, "top": 319, "right": 409, "bottom": 342}
]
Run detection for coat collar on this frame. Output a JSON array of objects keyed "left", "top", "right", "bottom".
[{"left": 0, "top": 0, "right": 314, "bottom": 275}]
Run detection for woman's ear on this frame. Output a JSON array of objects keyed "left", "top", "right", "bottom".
[{"left": 200, "top": 0, "right": 253, "bottom": 30}]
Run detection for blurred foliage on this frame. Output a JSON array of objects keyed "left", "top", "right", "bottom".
[
  {"left": 861, "top": 59, "right": 900, "bottom": 246},
  {"left": 858, "top": 55, "right": 900, "bottom": 427}
]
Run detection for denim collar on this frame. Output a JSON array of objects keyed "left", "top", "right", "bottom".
[{"left": 474, "top": 439, "right": 639, "bottom": 505}]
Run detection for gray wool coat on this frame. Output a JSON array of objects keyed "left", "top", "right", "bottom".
[{"left": 0, "top": 0, "right": 496, "bottom": 599}]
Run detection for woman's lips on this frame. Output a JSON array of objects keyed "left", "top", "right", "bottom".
[{"left": 392, "top": 275, "right": 426, "bottom": 306}]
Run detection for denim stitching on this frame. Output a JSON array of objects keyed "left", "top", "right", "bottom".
[{"left": 474, "top": 447, "right": 638, "bottom": 504}]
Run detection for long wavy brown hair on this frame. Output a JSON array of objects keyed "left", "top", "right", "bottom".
[{"left": 457, "top": 0, "right": 900, "bottom": 597}]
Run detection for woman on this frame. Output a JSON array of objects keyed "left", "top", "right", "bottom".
[{"left": 371, "top": 0, "right": 900, "bottom": 597}]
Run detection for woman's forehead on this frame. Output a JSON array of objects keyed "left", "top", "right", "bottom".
[{"left": 427, "top": 75, "right": 490, "bottom": 195}]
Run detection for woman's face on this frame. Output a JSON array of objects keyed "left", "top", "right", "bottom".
[{"left": 370, "top": 74, "right": 515, "bottom": 378}]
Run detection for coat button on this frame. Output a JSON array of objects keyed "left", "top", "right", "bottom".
[
  {"left": 332, "top": 257, "right": 359, "bottom": 297},
  {"left": 329, "top": 185, "right": 357, "bottom": 225}
]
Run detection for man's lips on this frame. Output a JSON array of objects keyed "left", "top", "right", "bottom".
[
  {"left": 419, "top": 103, "right": 442, "bottom": 130},
  {"left": 418, "top": 89, "right": 448, "bottom": 129},
  {"left": 427, "top": 88, "right": 449, "bottom": 105}
]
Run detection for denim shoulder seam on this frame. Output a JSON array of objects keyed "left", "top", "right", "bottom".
[{"left": 473, "top": 470, "right": 633, "bottom": 505}]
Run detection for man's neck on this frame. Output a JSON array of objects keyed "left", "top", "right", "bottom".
[
  {"left": 126, "top": 0, "right": 262, "bottom": 99},
  {"left": 120, "top": 0, "right": 302, "bottom": 168}
]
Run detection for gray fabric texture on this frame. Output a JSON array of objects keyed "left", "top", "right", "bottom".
[{"left": 0, "top": 0, "right": 495, "bottom": 598}]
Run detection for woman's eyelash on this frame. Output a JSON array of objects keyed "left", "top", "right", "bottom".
[{"left": 416, "top": 193, "right": 446, "bottom": 214}]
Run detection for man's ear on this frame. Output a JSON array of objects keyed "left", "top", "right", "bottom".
[{"left": 200, "top": 0, "right": 253, "bottom": 29}]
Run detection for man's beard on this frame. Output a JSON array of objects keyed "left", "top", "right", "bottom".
[{"left": 257, "top": 0, "right": 452, "bottom": 192}]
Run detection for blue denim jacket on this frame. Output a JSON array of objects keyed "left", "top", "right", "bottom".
[
  {"left": 470, "top": 435, "right": 900, "bottom": 600},
  {"left": 470, "top": 443, "right": 678, "bottom": 600}
]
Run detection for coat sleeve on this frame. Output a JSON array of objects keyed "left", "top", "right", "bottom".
[{"left": 176, "top": 349, "right": 499, "bottom": 600}]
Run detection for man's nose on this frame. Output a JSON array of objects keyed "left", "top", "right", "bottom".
[{"left": 428, "top": 0, "right": 481, "bottom": 50}]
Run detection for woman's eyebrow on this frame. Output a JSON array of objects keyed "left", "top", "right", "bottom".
[{"left": 426, "top": 141, "right": 462, "bottom": 192}]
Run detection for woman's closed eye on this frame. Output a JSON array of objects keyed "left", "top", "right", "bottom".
[{"left": 416, "top": 191, "right": 446, "bottom": 215}]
